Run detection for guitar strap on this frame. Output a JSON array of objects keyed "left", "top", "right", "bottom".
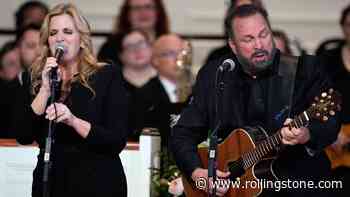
[{"left": 265, "top": 54, "right": 299, "bottom": 134}]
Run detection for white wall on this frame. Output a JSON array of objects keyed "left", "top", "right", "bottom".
[{"left": 0, "top": 0, "right": 349, "bottom": 67}]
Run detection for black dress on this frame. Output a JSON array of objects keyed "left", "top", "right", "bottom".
[{"left": 15, "top": 65, "right": 129, "bottom": 197}]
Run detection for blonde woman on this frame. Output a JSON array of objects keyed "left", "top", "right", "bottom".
[{"left": 15, "top": 3, "right": 128, "bottom": 197}]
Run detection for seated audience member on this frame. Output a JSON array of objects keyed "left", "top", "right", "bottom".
[
  {"left": 273, "top": 29, "right": 292, "bottom": 55},
  {"left": 319, "top": 4, "right": 350, "bottom": 196},
  {"left": 0, "top": 41, "right": 21, "bottom": 137},
  {"left": 119, "top": 30, "right": 156, "bottom": 90},
  {"left": 117, "top": 30, "right": 157, "bottom": 140},
  {"left": 16, "top": 23, "right": 41, "bottom": 88},
  {"left": 134, "top": 34, "right": 190, "bottom": 147},
  {"left": 15, "top": 1, "right": 48, "bottom": 30},
  {"left": 98, "top": 0, "right": 170, "bottom": 65},
  {"left": 0, "top": 41, "right": 21, "bottom": 81}
]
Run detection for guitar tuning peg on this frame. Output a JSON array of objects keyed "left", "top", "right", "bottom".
[
  {"left": 322, "top": 116, "right": 328, "bottom": 121},
  {"left": 323, "top": 107, "right": 328, "bottom": 111},
  {"left": 316, "top": 113, "right": 321, "bottom": 117},
  {"left": 314, "top": 97, "right": 319, "bottom": 101},
  {"left": 331, "top": 102, "right": 335, "bottom": 106},
  {"left": 321, "top": 93, "right": 327, "bottom": 98},
  {"left": 320, "top": 99, "right": 324, "bottom": 103},
  {"left": 328, "top": 88, "right": 334, "bottom": 94},
  {"left": 329, "top": 110, "right": 335, "bottom": 116},
  {"left": 312, "top": 103, "right": 316, "bottom": 107},
  {"left": 327, "top": 95, "right": 331, "bottom": 99}
]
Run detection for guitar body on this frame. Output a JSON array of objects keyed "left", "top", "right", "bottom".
[
  {"left": 182, "top": 89, "right": 341, "bottom": 197},
  {"left": 325, "top": 124, "right": 350, "bottom": 169},
  {"left": 183, "top": 127, "right": 277, "bottom": 197}
]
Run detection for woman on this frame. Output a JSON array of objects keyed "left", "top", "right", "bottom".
[
  {"left": 15, "top": 3, "right": 128, "bottom": 197},
  {"left": 117, "top": 30, "right": 156, "bottom": 140},
  {"left": 98, "top": 0, "right": 170, "bottom": 65},
  {"left": 118, "top": 30, "right": 155, "bottom": 89}
]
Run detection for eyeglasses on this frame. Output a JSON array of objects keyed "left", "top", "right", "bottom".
[
  {"left": 123, "top": 40, "right": 149, "bottom": 52},
  {"left": 156, "top": 50, "right": 182, "bottom": 60},
  {"left": 129, "top": 4, "right": 156, "bottom": 12}
]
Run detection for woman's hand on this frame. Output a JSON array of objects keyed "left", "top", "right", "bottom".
[
  {"left": 41, "top": 57, "right": 60, "bottom": 94},
  {"left": 45, "top": 103, "right": 76, "bottom": 127}
]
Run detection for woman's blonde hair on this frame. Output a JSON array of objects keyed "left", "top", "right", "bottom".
[{"left": 31, "top": 3, "right": 102, "bottom": 95}]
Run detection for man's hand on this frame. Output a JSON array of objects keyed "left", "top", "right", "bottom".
[
  {"left": 281, "top": 118, "right": 311, "bottom": 145},
  {"left": 191, "top": 168, "right": 230, "bottom": 196}
]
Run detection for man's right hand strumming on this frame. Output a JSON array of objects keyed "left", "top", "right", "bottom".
[{"left": 191, "top": 167, "right": 230, "bottom": 196}]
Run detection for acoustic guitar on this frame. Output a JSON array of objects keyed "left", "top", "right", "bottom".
[
  {"left": 325, "top": 124, "right": 350, "bottom": 169},
  {"left": 182, "top": 89, "right": 341, "bottom": 197}
]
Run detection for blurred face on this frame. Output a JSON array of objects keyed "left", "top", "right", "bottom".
[
  {"left": 229, "top": 13, "right": 275, "bottom": 74},
  {"left": 23, "top": 7, "right": 47, "bottom": 27},
  {"left": 342, "top": 13, "right": 350, "bottom": 44},
  {"left": 48, "top": 14, "right": 81, "bottom": 66},
  {"left": 129, "top": 0, "right": 157, "bottom": 31},
  {"left": 274, "top": 36, "right": 287, "bottom": 53},
  {"left": 152, "top": 35, "right": 185, "bottom": 81},
  {"left": 0, "top": 48, "right": 21, "bottom": 81},
  {"left": 120, "top": 31, "right": 152, "bottom": 69},
  {"left": 19, "top": 29, "right": 40, "bottom": 68}
]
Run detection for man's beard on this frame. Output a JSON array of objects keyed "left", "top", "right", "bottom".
[{"left": 236, "top": 47, "right": 277, "bottom": 75}]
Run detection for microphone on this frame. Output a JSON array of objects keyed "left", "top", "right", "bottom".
[
  {"left": 218, "top": 59, "right": 235, "bottom": 72},
  {"left": 54, "top": 43, "right": 65, "bottom": 64},
  {"left": 50, "top": 43, "right": 65, "bottom": 81}
]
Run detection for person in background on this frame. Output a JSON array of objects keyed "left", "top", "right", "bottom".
[
  {"left": 318, "top": 4, "right": 350, "bottom": 196},
  {"left": 98, "top": 0, "right": 170, "bottom": 65},
  {"left": 117, "top": 30, "right": 157, "bottom": 140},
  {"left": 135, "top": 34, "right": 188, "bottom": 147},
  {"left": 15, "top": 3, "right": 129, "bottom": 196},
  {"left": 16, "top": 23, "right": 41, "bottom": 88},
  {"left": 0, "top": 41, "right": 21, "bottom": 82},
  {"left": 15, "top": 0, "right": 48, "bottom": 30},
  {"left": 273, "top": 29, "right": 292, "bottom": 55},
  {"left": 118, "top": 30, "right": 156, "bottom": 90},
  {"left": 0, "top": 41, "right": 21, "bottom": 138}
]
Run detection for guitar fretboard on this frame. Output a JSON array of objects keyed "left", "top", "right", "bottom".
[{"left": 241, "top": 111, "right": 310, "bottom": 169}]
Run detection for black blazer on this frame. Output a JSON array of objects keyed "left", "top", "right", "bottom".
[
  {"left": 170, "top": 52, "right": 341, "bottom": 185},
  {"left": 15, "top": 65, "right": 128, "bottom": 197},
  {"left": 133, "top": 76, "right": 186, "bottom": 147}
]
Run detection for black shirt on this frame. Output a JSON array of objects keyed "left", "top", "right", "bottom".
[
  {"left": 170, "top": 51, "right": 341, "bottom": 182},
  {"left": 320, "top": 44, "right": 350, "bottom": 123}
]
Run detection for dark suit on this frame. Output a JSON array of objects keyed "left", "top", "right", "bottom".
[
  {"left": 133, "top": 76, "right": 186, "bottom": 147},
  {"left": 0, "top": 78, "right": 20, "bottom": 137},
  {"left": 15, "top": 65, "right": 129, "bottom": 197},
  {"left": 170, "top": 51, "right": 341, "bottom": 196}
]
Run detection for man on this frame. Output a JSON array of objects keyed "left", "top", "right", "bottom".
[
  {"left": 170, "top": 5, "right": 340, "bottom": 197},
  {"left": 135, "top": 34, "right": 188, "bottom": 147}
]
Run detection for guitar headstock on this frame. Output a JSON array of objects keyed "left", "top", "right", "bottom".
[{"left": 307, "top": 88, "right": 341, "bottom": 122}]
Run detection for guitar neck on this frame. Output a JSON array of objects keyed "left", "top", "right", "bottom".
[{"left": 241, "top": 111, "right": 311, "bottom": 170}]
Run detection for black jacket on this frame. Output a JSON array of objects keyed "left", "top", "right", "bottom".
[
  {"left": 170, "top": 51, "right": 341, "bottom": 185},
  {"left": 15, "top": 65, "right": 129, "bottom": 197},
  {"left": 133, "top": 76, "right": 187, "bottom": 147}
]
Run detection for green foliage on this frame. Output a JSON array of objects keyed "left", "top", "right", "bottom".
[{"left": 151, "top": 150, "right": 181, "bottom": 197}]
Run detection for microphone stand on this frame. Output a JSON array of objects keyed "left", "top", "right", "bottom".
[
  {"left": 207, "top": 68, "right": 226, "bottom": 197},
  {"left": 43, "top": 70, "right": 59, "bottom": 197}
]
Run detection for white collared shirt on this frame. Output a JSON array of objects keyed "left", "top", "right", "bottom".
[{"left": 159, "top": 76, "right": 178, "bottom": 103}]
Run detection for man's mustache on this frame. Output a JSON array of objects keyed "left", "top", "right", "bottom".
[{"left": 251, "top": 49, "right": 269, "bottom": 58}]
